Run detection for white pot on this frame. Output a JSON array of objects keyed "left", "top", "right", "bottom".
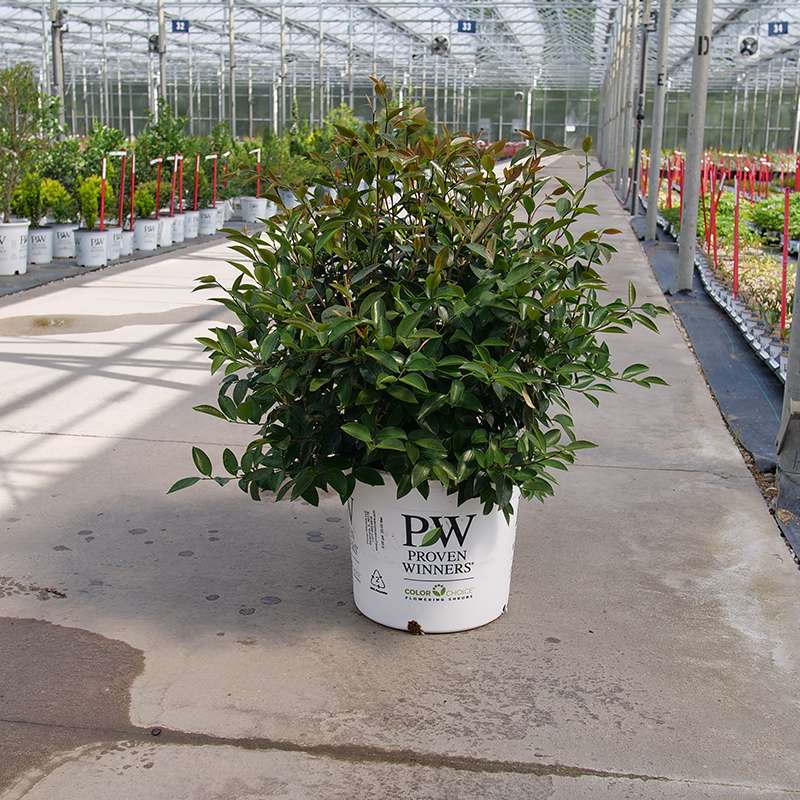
[
  {"left": 199, "top": 207, "right": 217, "bottom": 236},
  {"left": 106, "top": 226, "right": 122, "bottom": 262},
  {"left": 134, "top": 219, "right": 159, "bottom": 252},
  {"left": 184, "top": 210, "right": 200, "bottom": 239},
  {"left": 28, "top": 227, "right": 54, "bottom": 265},
  {"left": 157, "top": 217, "right": 173, "bottom": 247},
  {"left": 120, "top": 230, "right": 134, "bottom": 256},
  {"left": 224, "top": 199, "right": 234, "bottom": 220},
  {"left": 75, "top": 229, "right": 109, "bottom": 267},
  {"left": 0, "top": 220, "right": 30, "bottom": 275},
  {"left": 348, "top": 477, "right": 519, "bottom": 633},
  {"left": 215, "top": 205, "right": 225, "bottom": 229},
  {"left": 52, "top": 223, "right": 78, "bottom": 258},
  {"left": 278, "top": 188, "right": 301, "bottom": 209},
  {"left": 172, "top": 213, "right": 185, "bottom": 243},
  {"left": 240, "top": 196, "right": 268, "bottom": 223}
]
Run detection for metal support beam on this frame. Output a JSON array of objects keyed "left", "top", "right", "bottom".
[
  {"left": 629, "top": 0, "right": 651, "bottom": 213},
  {"left": 677, "top": 0, "right": 713, "bottom": 293},
  {"left": 228, "top": 0, "right": 236, "bottom": 132},
  {"left": 49, "top": 0, "right": 66, "bottom": 129},
  {"left": 157, "top": 0, "right": 167, "bottom": 103},
  {"left": 645, "top": 0, "right": 671, "bottom": 240}
]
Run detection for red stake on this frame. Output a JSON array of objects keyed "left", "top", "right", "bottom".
[
  {"left": 679, "top": 154, "right": 684, "bottom": 224},
  {"left": 178, "top": 156, "right": 184, "bottom": 213},
  {"left": 155, "top": 160, "right": 163, "bottom": 219},
  {"left": 118, "top": 155, "right": 127, "bottom": 228},
  {"left": 212, "top": 158, "right": 218, "bottom": 207},
  {"left": 169, "top": 153, "right": 178, "bottom": 217},
  {"left": 99, "top": 157, "right": 107, "bottom": 233},
  {"left": 666, "top": 156, "right": 673, "bottom": 209},
  {"left": 781, "top": 188, "right": 790, "bottom": 335},
  {"left": 129, "top": 153, "right": 136, "bottom": 232},
  {"left": 795, "top": 156, "right": 800, "bottom": 192},
  {"left": 733, "top": 174, "right": 740, "bottom": 299},
  {"left": 193, "top": 154, "right": 200, "bottom": 211}
]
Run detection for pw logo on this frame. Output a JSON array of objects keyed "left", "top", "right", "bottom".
[{"left": 403, "top": 514, "right": 476, "bottom": 548}]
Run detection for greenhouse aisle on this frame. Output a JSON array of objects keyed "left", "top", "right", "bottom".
[{"left": 1, "top": 156, "right": 799, "bottom": 800}]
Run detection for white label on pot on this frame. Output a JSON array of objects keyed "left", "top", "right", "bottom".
[{"left": 348, "top": 480, "right": 518, "bottom": 632}]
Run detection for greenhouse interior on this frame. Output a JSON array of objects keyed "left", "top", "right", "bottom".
[{"left": 2, "top": 0, "right": 800, "bottom": 797}]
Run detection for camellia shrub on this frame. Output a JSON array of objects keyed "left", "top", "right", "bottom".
[
  {"left": 41, "top": 178, "right": 77, "bottom": 224},
  {"left": 133, "top": 180, "right": 157, "bottom": 219},
  {"left": 12, "top": 172, "right": 45, "bottom": 227},
  {"left": 171, "top": 82, "right": 667, "bottom": 516},
  {"left": 77, "top": 176, "right": 115, "bottom": 231}
]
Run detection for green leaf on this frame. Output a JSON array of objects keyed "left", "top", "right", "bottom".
[
  {"left": 167, "top": 476, "right": 201, "bottom": 493},
  {"left": 341, "top": 422, "right": 373, "bottom": 444},
  {"left": 353, "top": 466, "right": 384, "bottom": 486},
  {"left": 192, "top": 447, "right": 212, "bottom": 476},
  {"left": 193, "top": 404, "right": 226, "bottom": 420},
  {"left": 419, "top": 526, "right": 442, "bottom": 547},
  {"left": 399, "top": 373, "right": 429, "bottom": 393},
  {"left": 222, "top": 448, "right": 239, "bottom": 476},
  {"left": 387, "top": 385, "right": 418, "bottom": 404}
]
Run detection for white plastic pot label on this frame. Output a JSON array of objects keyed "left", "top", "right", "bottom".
[
  {"left": 199, "top": 208, "right": 217, "bottom": 235},
  {"left": 184, "top": 210, "right": 200, "bottom": 239},
  {"left": 348, "top": 478, "right": 519, "bottom": 633},
  {"left": 52, "top": 224, "right": 77, "bottom": 258},
  {"left": 135, "top": 220, "right": 159, "bottom": 252},
  {"left": 28, "top": 228, "right": 54, "bottom": 265}
]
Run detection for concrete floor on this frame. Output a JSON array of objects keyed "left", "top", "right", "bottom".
[{"left": 1, "top": 156, "right": 799, "bottom": 799}]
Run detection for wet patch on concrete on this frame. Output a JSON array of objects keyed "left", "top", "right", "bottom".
[
  {"left": 0, "top": 305, "right": 212, "bottom": 338},
  {"left": 0, "top": 617, "right": 144, "bottom": 793},
  {"left": 0, "top": 578, "right": 67, "bottom": 602}
]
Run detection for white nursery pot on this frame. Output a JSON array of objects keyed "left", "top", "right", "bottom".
[
  {"left": 198, "top": 208, "right": 217, "bottom": 235},
  {"left": 278, "top": 188, "right": 301, "bottom": 209},
  {"left": 157, "top": 217, "right": 173, "bottom": 247},
  {"left": 172, "top": 213, "right": 185, "bottom": 243},
  {"left": 184, "top": 210, "right": 200, "bottom": 239},
  {"left": 52, "top": 223, "right": 77, "bottom": 258},
  {"left": 240, "top": 196, "right": 268, "bottom": 223},
  {"left": 120, "top": 230, "right": 134, "bottom": 256},
  {"left": 106, "top": 226, "right": 122, "bottom": 262},
  {"left": 215, "top": 205, "right": 225, "bottom": 229},
  {"left": 75, "top": 229, "right": 109, "bottom": 267},
  {"left": 223, "top": 199, "right": 234, "bottom": 220},
  {"left": 28, "top": 227, "right": 54, "bottom": 265},
  {"left": 134, "top": 219, "right": 159, "bottom": 252},
  {"left": 0, "top": 220, "right": 30, "bottom": 275},
  {"left": 348, "top": 477, "right": 519, "bottom": 633}
]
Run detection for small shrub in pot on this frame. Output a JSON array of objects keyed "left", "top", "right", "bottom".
[{"left": 172, "top": 84, "right": 667, "bottom": 632}]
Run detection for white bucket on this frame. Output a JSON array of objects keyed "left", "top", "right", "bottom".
[
  {"left": 184, "top": 210, "right": 200, "bottom": 239},
  {"left": 240, "top": 196, "right": 268, "bottom": 223},
  {"left": 28, "top": 227, "right": 54, "bottom": 265},
  {"left": 134, "top": 219, "right": 159, "bottom": 251},
  {"left": 75, "top": 229, "right": 109, "bottom": 267},
  {"left": 52, "top": 223, "right": 77, "bottom": 258},
  {"left": 215, "top": 205, "right": 225, "bottom": 229},
  {"left": 348, "top": 477, "right": 519, "bottom": 633},
  {"left": 199, "top": 208, "right": 217, "bottom": 235},
  {"left": 120, "top": 230, "right": 134, "bottom": 256},
  {"left": 0, "top": 220, "right": 30, "bottom": 275},
  {"left": 278, "top": 188, "right": 301, "bottom": 209},
  {"left": 157, "top": 217, "right": 173, "bottom": 247},
  {"left": 224, "top": 199, "right": 234, "bottom": 220},
  {"left": 106, "top": 226, "right": 122, "bottom": 262},
  {"left": 172, "top": 213, "right": 185, "bottom": 243}
]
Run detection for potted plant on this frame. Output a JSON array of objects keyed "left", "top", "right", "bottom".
[
  {"left": 196, "top": 162, "right": 218, "bottom": 236},
  {"left": 41, "top": 178, "right": 79, "bottom": 259},
  {"left": 13, "top": 173, "right": 52, "bottom": 265},
  {"left": 0, "top": 64, "right": 55, "bottom": 275},
  {"left": 171, "top": 87, "right": 667, "bottom": 633},
  {"left": 132, "top": 180, "right": 159, "bottom": 252},
  {"left": 75, "top": 175, "right": 114, "bottom": 267}
]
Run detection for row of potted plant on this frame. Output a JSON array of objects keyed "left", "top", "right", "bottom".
[{"left": 0, "top": 64, "right": 365, "bottom": 276}]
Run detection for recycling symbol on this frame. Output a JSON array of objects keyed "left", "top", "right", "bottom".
[{"left": 370, "top": 570, "right": 387, "bottom": 593}]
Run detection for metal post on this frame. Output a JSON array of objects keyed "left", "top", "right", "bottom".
[
  {"left": 629, "top": 0, "right": 651, "bottom": 213},
  {"left": 677, "top": 0, "right": 714, "bottom": 293},
  {"left": 248, "top": 65, "right": 253, "bottom": 137},
  {"left": 525, "top": 88, "right": 532, "bottom": 133},
  {"left": 620, "top": 0, "right": 640, "bottom": 198},
  {"left": 116, "top": 64, "right": 122, "bottom": 129},
  {"left": 272, "top": 67, "right": 279, "bottom": 135},
  {"left": 433, "top": 56, "right": 439, "bottom": 128},
  {"left": 309, "top": 62, "right": 315, "bottom": 127},
  {"left": 773, "top": 61, "right": 785, "bottom": 153},
  {"left": 794, "top": 58, "right": 800, "bottom": 154},
  {"left": 128, "top": 82, "right": 134, "bottom": 137},
  {"left": 157, "top": 0, "right": 167, "bottom": 103},
  {"left": 70, "top": 71, "right": 77, "bottom": 134},
  {"left": 318, "top": 1, "right": 324, "bottom": 125},
  {"left": 279, "top": 0, "right": 287, "bottom": 130},
  {"left": 763, "top": 61, "right": 773, "bottom": 152},
  {"left": 40, "top": 1, "right": 50, "bottom": 96},
  {"left": 347, "top": 5, "right": 354, "bottom": 108},
  {"left": 218, "top": 50, "right": 225, "bottom": 125},
  {"left": 188, "top": 29, "right": 194, "bottom": 133},
  {"left": 82, "top": 57, "right": 89, "bottom": 133},
  {"left": 228, "top": 0, "right": 236, "bottom": 133},
  {"left": 50, "top": 0, "right": 66, "bottom": 129},
  {"left": 100, "top": 8, "right": 109, "bottom": 124},
  {"left": 645, "top": 0, "right": 671, "bottom": 240},
  {"left": 443, "top": 60, "right": 449, "bottom": 128}
]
